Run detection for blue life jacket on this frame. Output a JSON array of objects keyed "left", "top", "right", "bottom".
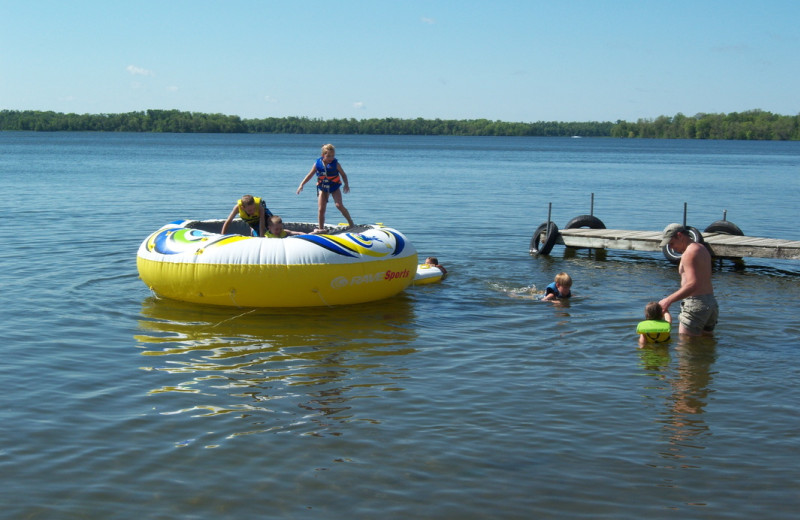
[
  {"left": 315, "top": 158, "right": 341, "bottom": 191},
  {"left": 545, "top": 281, "right": 571, "bottom": 298}
]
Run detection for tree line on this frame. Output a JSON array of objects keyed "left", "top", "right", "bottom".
[
  {"left": 1, "top": 108, "right": 798, "bottom": 140},
  {"left": 0, "top": 109, "right": 611, "bottom": 136},
  {"left": 244, "top": 116, "right": 612, "bottom": 137},
  {"left": 611, "top": 110, "right": 800, "bottom": 140},
  {"left": 0, "top": 109, "right": 248, "bottom": 133}
]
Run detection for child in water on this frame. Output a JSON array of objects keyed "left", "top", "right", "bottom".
[
  {"left": 542, "top": 272, "right": 572, "bottom": 301},
  {"left": 425, "top": 256, "right": 447, "bottom": 278},
  {"left": 637, "top": 301, "right": 672, "bottom": 347}
]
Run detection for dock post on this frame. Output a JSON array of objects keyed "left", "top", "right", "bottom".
[
  {"left": 723, "top": 209, "right": 728, "bottom": 222},
  {"left": 547, "top": 202, "right": 552, "bottom": 228},
  {"left": 590, "top": 193, "right": 594, "bottom": 216},
  {"left": 682, "top": 202, "right": 688, "bottom": 227}
]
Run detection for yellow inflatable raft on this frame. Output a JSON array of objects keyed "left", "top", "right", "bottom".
[{"left": 137, "top": 220, "right": 418, "bottom": 307}]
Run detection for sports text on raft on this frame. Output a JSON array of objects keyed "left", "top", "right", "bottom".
[{"left": 331, "top": 269, "right": 411, "bottom": 289}]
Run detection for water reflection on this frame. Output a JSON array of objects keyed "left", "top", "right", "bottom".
[
  {"left": 135, "top": 296, "right": 418, "bottom": 439},
  {"left": 638, "top": 338, "right": 717, "bottom": 466}
]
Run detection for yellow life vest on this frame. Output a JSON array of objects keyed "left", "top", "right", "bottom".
[
  {"left": 636, "top": 320, "right": 671, "bottom": 343},
  {"left": 237, "top": 197, "right": 263, "bottom": 225},
  {"left": 265, "top": 229, "right": 287, "bottom": 238}
]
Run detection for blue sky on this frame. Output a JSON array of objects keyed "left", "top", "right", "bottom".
[{"left": 2, "top": 0, "right": 798, "bottom": 122}]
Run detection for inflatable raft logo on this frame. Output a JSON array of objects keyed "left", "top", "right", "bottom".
[
  {"left": 146, "top": 226, "right": 246, "bottom": 255},
  {"left": 331, "top": 268, "right": 410, "bottom": 289},
  {"left": 300, "top": 230, "right": 406, "bottom": 258},
  {"left": 384, "top": 269, "right": 411, "bottom": 281}
]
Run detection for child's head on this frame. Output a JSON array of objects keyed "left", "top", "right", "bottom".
[
  {"left": 268, "top": 215, "right": 284, "bottom": 232},
  {"left": 321, "top": 144, "right": 336, "bottom": 160},
  {"left": 241, "top": 194, "right": 256, "bottom": 210},
  {"left": 425, "top": 256, "right": 439, "bottom": 266},
  {"left": 645, "top": 301, "right": 664, "bottom": 320},
  {"left": 554, "top": 272, "right": 572, "bottom": 289}
]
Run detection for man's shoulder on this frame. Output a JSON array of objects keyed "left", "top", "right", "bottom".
[{"left": 685, "top": 241, "right": 710, "bottom": 258}]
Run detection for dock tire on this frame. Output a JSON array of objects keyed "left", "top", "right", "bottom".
[
  {"left": 662, "top": 226, "right": 704, "bottom": 263},
  {"left": 705, "top": 220, "right": 744, "bottom": 262},
  {"left": 704, "top": 220, "right": 743, "bottom": 236},
  {"left": 662, "top": 244, "right": 680, "bottom": 263},
  {"left": 687, "top": 226, "right": 704, "bottom": 245},
  {"left": 565, "top": 215, "right": 606, "bottom": 230},
  {"left": 531, "top": 222, "right": 559, "bottom": 255}
]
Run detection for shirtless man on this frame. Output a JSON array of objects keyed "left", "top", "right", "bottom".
[{"left": 658, "top": 224, "right": 718, "bottom": 337}]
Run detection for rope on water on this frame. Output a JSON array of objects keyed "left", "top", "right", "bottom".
[
  {"left": 211, "top": 308, "right": 256, "bottom": 328},
  {"left": 312, "top": 288, "right": 333, "bottom": 307}
]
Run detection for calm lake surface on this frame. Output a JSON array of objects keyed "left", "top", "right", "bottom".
[{"left": 1, "top": 132, "right": 799, "bottom": 519}]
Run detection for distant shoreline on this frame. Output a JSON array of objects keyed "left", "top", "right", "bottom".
[{"left": 1, "top": 109, "right": 798, "bottom": 140}]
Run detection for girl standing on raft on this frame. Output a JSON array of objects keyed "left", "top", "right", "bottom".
[{"left": 297, "top": 143, "right": 354, "bottom": 234}]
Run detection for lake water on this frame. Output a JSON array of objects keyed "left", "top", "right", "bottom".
[{"left": 1, "top": 132, "right": 799, "bottom": 519}]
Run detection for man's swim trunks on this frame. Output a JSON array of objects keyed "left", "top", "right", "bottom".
[{"left": 679, "top": 294, "right": 719, "bottom": 335}]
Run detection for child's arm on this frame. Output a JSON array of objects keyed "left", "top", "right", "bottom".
[
  {"left": 664, "top": 310, "right": 672, "bottom": 324},
  {"left": 638, "top": 334, "right": 647, "bottom": 348},
  {"left": 257, "top": 208, "right": 266, "bottom": 238},
  {"left": 297, "top": 167, "right": 316, "bottom": 194},
  {"left": 221, "top": 204, "right": 239, "bottom": 235},
  {"left": 337, "top": 163, "right": 350, "bottom": 193}
]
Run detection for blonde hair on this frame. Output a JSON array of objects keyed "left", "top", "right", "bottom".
[
  {"left": 241, "top": 194, "right": 255, "bottom": 206},
  {"left": 555, "top": 272, "right": 572, "bottom": 288},
  {"left": 321, "top": 143, "right": 335, "bottom": 155}
]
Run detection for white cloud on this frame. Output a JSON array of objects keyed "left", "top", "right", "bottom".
[
  {"left": 166, "top": 86, "right": 179, "bottom": 92},
  {"left": 264, "top": 95, "right": 277, "bottom": 103},
  {"left": 421, "top": 17, "right": 435, "bottom": 24},
  {"left": 126, "top": 65, "right": 154, "bottom": 76},
  {"left": 353, "top": 101, "right": 366, "bottom": 110}
]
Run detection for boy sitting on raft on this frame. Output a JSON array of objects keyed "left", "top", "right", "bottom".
[
  {"left": 637, "top": 301, "right": 672, "bottom": 347},
  {"left": 265, "top": 215, "right": 306, "bottom": 238}
]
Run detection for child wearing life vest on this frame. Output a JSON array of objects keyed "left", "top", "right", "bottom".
[
  {"left": 542, "top": 272, "right": 572, "bottom": 301},
  {"left": 296, "top": 144, "right": 354, "bottom": 234},
  {"left": 265, "top": 215, "right": 306, "bottom": 238},
  {"left": 637, "top": 301, "right": 672, "bottom": 347},
  {"left": 425, "top": 256, "right": 448, "bottom": 278},
  {"left": 221, "top": 194, "right": 273, "bottom": 237}
]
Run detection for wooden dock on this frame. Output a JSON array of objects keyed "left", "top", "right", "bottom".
[{"left": 555, "top": 228, "right": 800, "bottom": 260}]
